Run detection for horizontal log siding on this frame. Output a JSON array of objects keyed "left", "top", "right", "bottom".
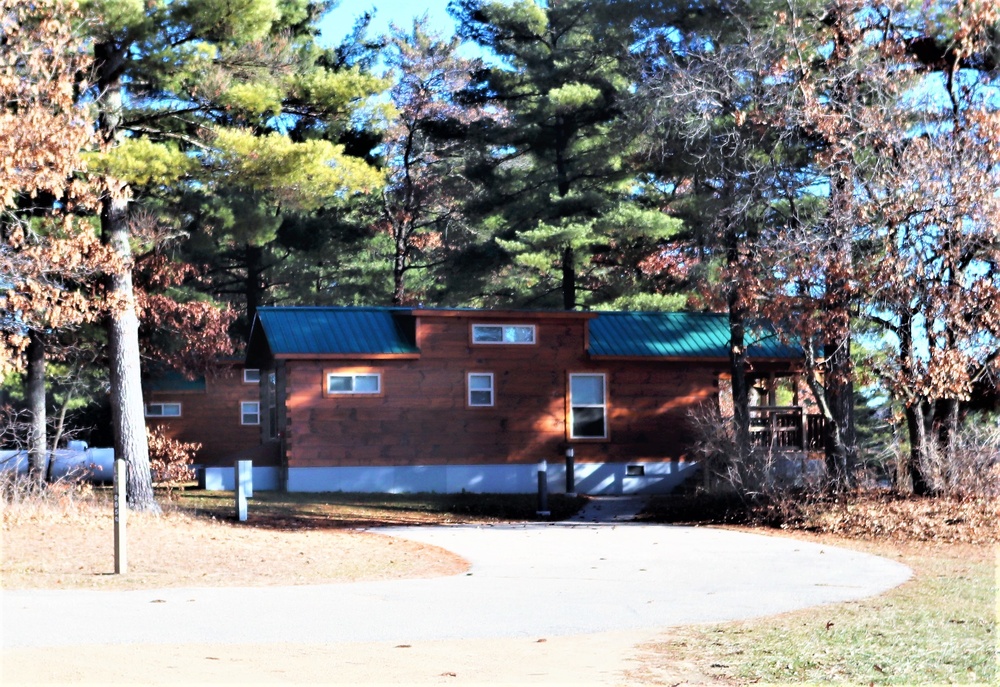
[
  {"left": 283, "top": 315, "right": 726, "bottom": 468},
  {"left": 145, "top": 368, "right": 268, "bottom": 466}
]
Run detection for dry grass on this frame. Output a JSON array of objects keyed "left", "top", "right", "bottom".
[
  {"left": 0, "top": 488, "right": 467, "bottom": 591},
  {"left": 800, "top": 492, "right": 998, "bottom": 545},
  {"left": 0, "top": 486, "right": 584, "bottom": 592},
  {"left": 642, "top": 490, "right": 999, "bottom": 546}
]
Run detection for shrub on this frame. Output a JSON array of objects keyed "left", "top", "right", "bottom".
[
  {"left": 146, "top": 427, "right": 199, "bottom": 487},
  {"left": 902, "top": 412, "right": 1000, "bottom": 499},
  {"left": 0, "top": 470, "right": 101, "bottom": 525},
  {"left": 686, "top": 402, "right": 831, "bottom": 527}
]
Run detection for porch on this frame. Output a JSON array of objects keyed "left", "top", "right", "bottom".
[{"left": 749, "top": 406, "right": 826, "bottom": 452}]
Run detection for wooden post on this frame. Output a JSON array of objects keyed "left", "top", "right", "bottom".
[
  {"left": 113, "top": 458, "right": 127, "bottom": 574},
  {"left": 800, "top": 409, "right": 809, "bottom": 451}
]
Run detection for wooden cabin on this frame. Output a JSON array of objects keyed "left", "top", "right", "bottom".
[
  {"left": 241, "top": 306, "right": 804, "bottom": 495},
  {"left": 142, "top": 362, "right": 281, "bottom": 489}
]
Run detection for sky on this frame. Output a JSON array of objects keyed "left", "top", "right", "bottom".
[{"left": 318, "top": 0, "right": 458, "bottom": 46}]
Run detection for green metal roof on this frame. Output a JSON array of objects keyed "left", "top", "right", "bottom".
[
  {"left": 248, "top": 307, "right": 800, "bottom": 361},
  {"left": 142, "top": 370, "right": 207, "bottom": 392},
  {"left": 588, "top": 311, "right": 800, "bottom": 359},
  {"left": 253, "top": 307, "right": 418, "bottom": 357}
]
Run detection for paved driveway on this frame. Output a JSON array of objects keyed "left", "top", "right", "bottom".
[{"left": 2, "top": 519, "right": 911, "bottom": 649}]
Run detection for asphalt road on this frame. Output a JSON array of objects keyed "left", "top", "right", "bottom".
[{"left": 2, "top": 504, "right": 911, "bottom": 649}]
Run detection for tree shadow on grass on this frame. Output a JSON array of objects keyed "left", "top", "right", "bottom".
[{"left": 171, "top": 491, "right": 588, "bottom": 531}]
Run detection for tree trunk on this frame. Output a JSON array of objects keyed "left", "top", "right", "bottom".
[
  {"left": 47, "top": 387, "right": 72, "bottom": 481},
  {"left": 821, "top": 174, "right": 856, "bottom": 491},
  {"left": 561, "top": 245, "right": 575, "bottom": 310},
  {"left": 727, "top": 248, "right": 752, "bottom": 485},
  {"left": 25, "top": 330, "right": 47, "bottom": 486},
  {"left": 245, "top": 243, "right": 265, "bottom": 324},
  {"left": 802, "top": 336, "right": 852, "bottom": 494},
  {"left": 103, "top": 192, "right": 157, "bottom": 511},
  {"left": 96, "top": 40, "right": 158, "bottom": 512},
  {"left": 937, "top": 397, "right": 960, "bottom": 490},
  {"left": 823, "top": 330, "right": 855, "bottom": 491},
  {"left": 905, "top": 401, "right": 934, "bottom": 495},
  {"left": 392, "top": 225, "right": 408, "bottom": 306}
]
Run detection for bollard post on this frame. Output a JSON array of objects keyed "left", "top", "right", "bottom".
[
  {"left": 235, "top": 460, "right": 251, "bottom": 522},
  {"left": 565, "top": 447, "right": 576, "bottom": 496},
  {"left": 113, "top": 458, "right": 127, "bottom": 574},
  {"left": 536, "top": 460, "right": 550, "bottom": 518},
  {"left": 239, "top": 459, "right": 253, "bottom": 498}
]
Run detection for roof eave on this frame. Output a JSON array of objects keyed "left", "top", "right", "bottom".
[
  {"left": 272, "top": 352, "right": 421, "bottom": 361},
  {"left": 411, "top": 308, "right": 597, "bottom": 320},
  {"left": 588, "top": 354, "right": 802, "bottom": 364}
]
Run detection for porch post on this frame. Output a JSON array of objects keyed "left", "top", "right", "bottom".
[
  {"left": 800, "top": 409, "right": 809, "bottom": 451},
  {"left": 565, "top": 447, "right": 576, "bottom": 496},
  {"left": 536, "top": 460, "right": 550, "bottom": 518}
]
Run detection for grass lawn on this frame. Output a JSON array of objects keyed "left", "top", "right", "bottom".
[
  {"left": 639, "top": 537, "right": 995, "bottom": 685},
  {"left": 635, "top": 492, "right": 998, "bottom": 685}
]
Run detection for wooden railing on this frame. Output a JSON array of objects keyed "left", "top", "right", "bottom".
[{"left": 749, "top": 406, "right": 826, "bottom": 452}]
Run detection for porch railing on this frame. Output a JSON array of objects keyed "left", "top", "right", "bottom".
[{"left": 749, "top": 406, "right": 826, "bottom": 452}]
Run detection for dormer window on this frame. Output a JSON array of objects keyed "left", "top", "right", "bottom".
[{"left": 471, "top": 324, "right": 536, "bottom": 345}]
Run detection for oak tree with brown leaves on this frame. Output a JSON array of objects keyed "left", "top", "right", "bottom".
[
  {"left": 857, "top": 1, "right": 1000, "bottom": 493},
  {"left": 0, "top": 0, "right": 117, "bottom": 483},
  {"left": 377, "top": 19, "right": 490, "bottom": 305}
]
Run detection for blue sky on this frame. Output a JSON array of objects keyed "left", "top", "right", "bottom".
[{"left": 318, "top": 0, "right": 458, "bottom": 46}]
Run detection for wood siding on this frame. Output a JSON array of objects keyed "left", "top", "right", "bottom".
[
  {"left": 282, "top": 315, "right": 730, "bottom": 469},
  {"left": 145, "top": 367, "right": 270, "bottom": 466}
]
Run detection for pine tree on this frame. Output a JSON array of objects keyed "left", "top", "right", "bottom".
[
  {"left": 451, "top": 0, "right": 681, "bottom": 310},
  {"left": 83, "top": 0, "right": 384, "bottom": 509}
]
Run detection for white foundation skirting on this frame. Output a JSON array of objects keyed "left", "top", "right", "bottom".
[
  {"left": 202, "top": 466, "right": 280, "bottom": 491},
  {"left": 268, "top": 461, "right": 698, "bottom": 495}
]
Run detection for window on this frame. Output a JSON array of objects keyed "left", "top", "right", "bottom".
[
  {"left": 243, "top": 368, "right": 260, "bottom": 383},
  {"left": 326, "top": 372, "right": 381, "bottom": 395},
  {"left": 569, "top": 373, "right": 607, "bottom": 439},
  {"left": 471, "top": 323, "right": 536, "bottom": 345},
  {"left": 144, "top": 402, "right": 181, "bottom": 418},
  {"left": 241, "top": 401, "right": 260, "bottom": 425},
  {"left": 467, "top": 373, "right": 495, "bottom": 407}
]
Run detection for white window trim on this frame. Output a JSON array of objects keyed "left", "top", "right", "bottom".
[
  {"left": 467, "top": 372, "right": 495, "bottom": 407},
  {"left": 325, "top": 372, "right": 382, "bottom": 396},
  {"left": 241, "top": 401, "right": 261, "bottom": 426},
  {"left": 471, "top": 323, "right": 536, "bottom": 345},
  {"left": 144, "top": 402, "right": 182, "bottom": 418},
  {"left": 568, "top": 373, "right": 608, "bottom": 440},
  {"left": 243, "top": 368, "right": 261, "bottom": 383}
]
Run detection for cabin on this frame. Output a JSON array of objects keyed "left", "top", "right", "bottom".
[
  {"left": 142, "top": 361, "right": 281, "bottom": 489},
  {"left": 239, "top": 306, "right": 805, "bottom": 495}
]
